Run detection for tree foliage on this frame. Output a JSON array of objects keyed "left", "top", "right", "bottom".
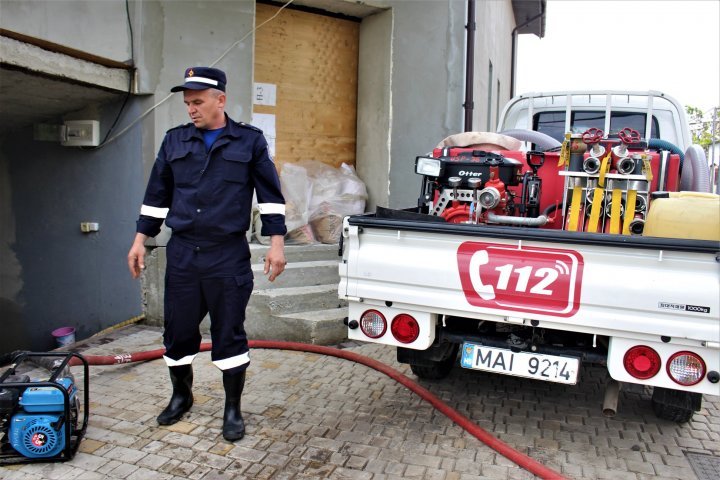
[{"left": 686, "top": 105, "right": 719, "bottom": 153}]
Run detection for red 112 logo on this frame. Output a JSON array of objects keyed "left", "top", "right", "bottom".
[{"left": 457, "top": 241, "right": 583, "bottom": 317}]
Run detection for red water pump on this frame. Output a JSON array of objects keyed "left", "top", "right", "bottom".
[{"left": 439, "top": 165, "right": 514, "bottom": 223}]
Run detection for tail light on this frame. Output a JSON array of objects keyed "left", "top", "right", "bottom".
[
  {"left": 667, "top": 351, "right": 705, "bottom": 386},
  {"left": 623, "top": 345, "right": 661, "bottom": 379},
  {"left": 390, "top": 314, "right": 420, "bottom": 344},
  {"left": 359, "top": 310, "right": 386, "bottom": 339}
]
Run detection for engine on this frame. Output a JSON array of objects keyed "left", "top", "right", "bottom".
[
  {"left": 415, "top": 127, "right": 682, "bottom": 234},
  {"left": 1, "top": 377, "right": 77, "bottom": 459},
  {"left": 415, "top": 150, "right": 516, "bottom": 222},
  {"left": 0, "top": 353, "right": 86, "bottom": 464}
]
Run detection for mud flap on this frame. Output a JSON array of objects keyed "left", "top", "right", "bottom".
[{"left": 397, "top": 341, "right": 457, "bottom": 367}]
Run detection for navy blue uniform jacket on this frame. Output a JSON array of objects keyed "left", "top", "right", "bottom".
[{"left": 136, "top": 116, "right": 286, "bottom": 246}]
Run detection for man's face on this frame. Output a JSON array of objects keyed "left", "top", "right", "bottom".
[{"left": 183, "top": 89, "right": 226, "bottom": 130}]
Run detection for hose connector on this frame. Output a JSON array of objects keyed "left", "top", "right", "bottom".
[
  {"left": 616, "top": 157, "right": 636, "bottom": 175},
  {"left": 584, "top": 157, "right": 601, "bottom": 174},
  {"left": 629, "top": 218, "right": 645, "bottom": 235}
]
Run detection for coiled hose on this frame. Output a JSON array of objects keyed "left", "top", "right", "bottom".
[
  {"left": 648, "top": 138, "right": 684, "bottom": 166},
  {"left": 56, "top": 341, "right": 565, "bottom": 479},
  {"left": 647, "top": 139, "right": 712, "bottom": 192},
  {"left": 684, "top": 144, "right": 712, "bottom": 192}
]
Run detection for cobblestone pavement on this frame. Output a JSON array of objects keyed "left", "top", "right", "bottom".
[{"left": 1, "top": 324, "right": 718, "bottom": 480}]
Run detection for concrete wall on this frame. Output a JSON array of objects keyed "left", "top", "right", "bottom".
[
  {"left": 474, "top": 0, "right": 516, "bottom": 132},
  {"left": 0, "top": 99, "right": 145, "bottom": 352},
  {"left": 0, "top": 0, "right": 133, "bottom": 62},
  {"left": 354, "top": 0, "right": 465, "bottom": 210},
  {"left": 385, "top": 0, "right": 467, "bottom": 208},
  {"left": 356, "top": 9, "right": 393, "bottom": 211}
]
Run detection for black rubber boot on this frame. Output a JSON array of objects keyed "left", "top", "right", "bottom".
[
  {"left": 222, "top": 370, "right": 246, "bottom": 441},
  {"left": 157, "top": 365, "right": 193, "bottom": 425}
]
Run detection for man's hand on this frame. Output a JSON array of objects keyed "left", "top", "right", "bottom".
[
  {"left": 264, "top": 235, "right": 286, "bottom": 282},
  {"left": 127, "top": 233, "right": 149, "bottom": 279}
]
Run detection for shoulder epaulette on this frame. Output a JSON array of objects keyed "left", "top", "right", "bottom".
[
  {"left": 238, "top": 122, "right": 263, "bottom": 134},
  {"left": 166, "top": 122, "right": 194, "bottom": 134}
]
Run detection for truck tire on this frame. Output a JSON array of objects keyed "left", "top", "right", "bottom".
[
  {"left": 651, "top": 387, "right": 702, "bottom": 423},
  {"left": 409, "top": 345, "right": 459, "bottom": 380}
]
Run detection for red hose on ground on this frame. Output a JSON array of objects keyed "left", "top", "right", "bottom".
[{"left": 70, "top": 340, "right": 566, "bottom": 479}]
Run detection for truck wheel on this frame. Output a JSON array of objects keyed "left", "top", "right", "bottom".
[
  {"left": 651, "top": 387, "right": 702, "bottom": 423},
  {"left": 409, "top": 346, "right": 458, "bottom": 380}
]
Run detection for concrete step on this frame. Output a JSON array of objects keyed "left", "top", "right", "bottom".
[
  {"left": 249, "top": 242, "right": 340, "bottom": 264},
  {"left": 251, "top": 260, "right": 339, "bottom": 290},
  {"left": 169, "top": 242, "right": 346, "bottom": 345},
  {"left": 248, "top": 283, "right": 345, "bottom": 317},
  {"left": 202, "top": 297, "right": 348, "bottom": 345},
  {"left": 261, "top": 307, "right": 348, "bottom": 345}
]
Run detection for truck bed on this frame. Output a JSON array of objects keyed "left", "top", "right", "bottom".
[{"left": 341, "top": 210, "right": 719, "bottom": 345}]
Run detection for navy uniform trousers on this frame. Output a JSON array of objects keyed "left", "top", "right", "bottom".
[{"left": 163, "top": 235, "right": 253, "bottom": 375}]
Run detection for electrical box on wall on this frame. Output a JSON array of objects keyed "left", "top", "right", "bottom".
[{"left": 61, "top": 120, "right": 100, "bottom": 147}]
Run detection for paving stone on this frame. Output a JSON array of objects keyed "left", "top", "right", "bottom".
[
  {"left": 63, "top": 452, "right": 109, "bottom": 472},
  {"left": 345, "top": 455, "right": 368, "bottom": 470},
  {"left": 261, "top": 452, "right": 290, "bottom": 468},
  {"left": 653, "top": 463, "right": 698, "bottom": 478},
  {"left": 596, "top": 469, "right": 638, "bottom": 480},
  {"left": 99, "top": 445, "right": 148, "bottom": 464},
  {"left": 226, "top": 445, "right": 268, "bottom": 463},
  {"left": 126, "top": 466, "right": 173, "bottom": 480},
  {"left": 135, "top": 452, "right": 172, "bottom": 470},
  {"left": 96, "top": 459, "right": 123, "bottom": 475},
  {"left": 328, "top": 467, "right": 373, "bottom": 479},
  {"left": 400, "top": 452, "right": 443, "bottom": 469},
  {"left": 665, "top": 445, "right": 686, "bottom": 457},
  {"left": 453, "top": 457, "right": 483, "bottom": 475},
  {"left": 561, "top": 463, "right": 584, "bottom": 478},
  {"left": 200, "top": 470, "right": 240, "bottom": 480},
  {"left": 107, "top": 462, "right": 140, "bottom": 479}
]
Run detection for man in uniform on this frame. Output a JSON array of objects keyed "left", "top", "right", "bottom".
[{"left": 127, "top": 67, "right": 286, "bottom": 442}]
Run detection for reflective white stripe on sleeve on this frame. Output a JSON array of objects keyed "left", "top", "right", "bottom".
[
  {"left": 186, "top": 76, "right": 218, "bottom": 86},
  {"left": 213, "top": 352, "right": 250, "bottom": 371},
  {"left": 163, "top": 354, "right": 196, "bottom": 366},
  {"left": 257, "top": 203, "right": 286, "bottom": 215},
  {"left": 141, "top": 205, "right": 169, "bottom": 219}
]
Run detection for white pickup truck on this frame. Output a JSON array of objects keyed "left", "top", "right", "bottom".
[{"left": 339, "top": 91, "right": 719, "bottom": 422}]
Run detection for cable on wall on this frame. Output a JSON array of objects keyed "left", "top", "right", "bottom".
[
  {"left": 87, "top": 0, "right": 136, "bottom": 150},
  {"left": 97, "top": 0, "right": 295, "bottom": 149}
]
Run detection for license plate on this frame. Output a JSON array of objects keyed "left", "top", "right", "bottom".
[{"left": 460, "top": 343, "right": 579, "bottom": 385}]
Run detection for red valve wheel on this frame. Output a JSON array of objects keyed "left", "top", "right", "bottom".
[
  {"left": 582, "top": 127, "right": 604, "bottom": 144},
  {"left": 618, "top": 127, "right": 641, "bottom": 144}
]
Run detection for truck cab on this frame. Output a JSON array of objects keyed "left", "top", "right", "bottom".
[{"left": 497, "top": 90, "right": 692, "bottom": 150}]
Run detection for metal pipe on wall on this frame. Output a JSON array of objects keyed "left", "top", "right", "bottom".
[{"left": 463, "top": 0, "right": 476, "bottom": 132}]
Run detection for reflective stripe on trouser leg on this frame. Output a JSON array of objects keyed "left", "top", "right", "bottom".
[
  {"left": 162, "top": 237, "right": 207, "bottom": 363},
  {"left": 201, "top": 274, "right": 254, "bottom": 374},
  {"left": 163, "top": 354, "right": 197, "bottom": 366}
]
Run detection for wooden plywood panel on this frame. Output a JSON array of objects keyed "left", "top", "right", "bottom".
[{"left": 254, "top": 3, "right": 359, "bottom": 168}]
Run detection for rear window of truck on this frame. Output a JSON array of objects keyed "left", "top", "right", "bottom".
[{"left": 534, "top": 111, "right": 659, "bottom": 143}]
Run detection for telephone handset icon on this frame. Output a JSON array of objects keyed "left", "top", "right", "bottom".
[{"left": 469, "top": 249, "right": 495, "bottom": 300}]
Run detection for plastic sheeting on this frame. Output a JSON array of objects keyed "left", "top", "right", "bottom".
[{"left": 254, "top": 161, "right": 367, "bottom": 244}]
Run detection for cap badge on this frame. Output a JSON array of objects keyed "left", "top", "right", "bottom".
[{"left": 187, "top": 69, "right": 194, "bottom": 77}]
